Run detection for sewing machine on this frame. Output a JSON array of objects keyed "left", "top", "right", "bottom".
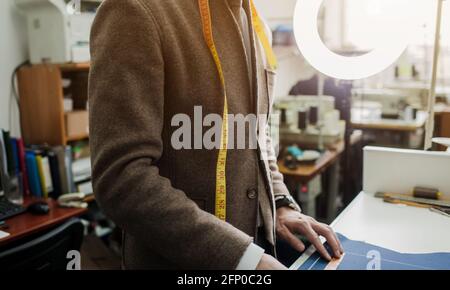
[
  {"left": 352, "top": 88, "right": 428, "bottom": 119},
  {"left": 351, "top": 88, "right": 425, "bottom": 118},
  {"left": 272, "top": 95, "right": 345, "bottom": 149}
]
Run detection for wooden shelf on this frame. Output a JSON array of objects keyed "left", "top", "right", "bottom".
[
  {"left": 66, "top": 133, "right": 89, "bottom": 142},
  {"left": 17, "top": 63, "right": 90, "bottom": 146},
  {"left": 58, "top": 62, "right": 90, "bottom": 72}
]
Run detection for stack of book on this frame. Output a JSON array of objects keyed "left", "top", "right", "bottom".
[
  {"left": 1, "top": 130, "right": 77, "bottom": 199},
  {"left": 72, "top": 157, "right": 93, "bottom": 195}
]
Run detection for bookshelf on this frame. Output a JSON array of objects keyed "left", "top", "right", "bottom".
[{"left": 17, "top": 63, "right": 90, "bottom": 146}]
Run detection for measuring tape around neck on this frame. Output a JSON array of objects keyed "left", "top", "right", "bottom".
[
  {"left": 249, "top": 0, "right": 278, "bottom": 70},
  {"left": 198, "top": 0, "right": 277, "bottom": 221}
]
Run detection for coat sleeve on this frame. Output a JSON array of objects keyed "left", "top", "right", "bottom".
[
  {"left": 264, "top": 127, "right": 302, "bottom": 211},
  {"left": 262, "top": 19, "right": 300, "bottom": 207},
  {"left": 265, "top": 129, "right": 289, "bottom": 196},
  {"left": 89, "top": 0, "right": 252, "bottom": 269}
]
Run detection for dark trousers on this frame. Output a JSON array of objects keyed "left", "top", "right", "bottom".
[{"left": 256, "top": 227, "right": 306, "bottom": 267}]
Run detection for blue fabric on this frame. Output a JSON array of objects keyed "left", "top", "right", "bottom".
[{"left": 298, "top": 233, "right": 450, "bottom": 270}]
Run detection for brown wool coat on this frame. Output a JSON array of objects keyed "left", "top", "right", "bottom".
[{"left": 88, "top": 0, "right": 293, "bottom": 269}]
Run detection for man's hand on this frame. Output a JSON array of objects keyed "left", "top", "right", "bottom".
[
  {"left": 256, "top": 254, "right": 288, "bottom": 270},
  {"left": 276, "top": 207, "right": 344, "bottom": 261}
]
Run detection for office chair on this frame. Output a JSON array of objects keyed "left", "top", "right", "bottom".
[{"left": 0, "top": 218, "right": 84, "bottom": 270}]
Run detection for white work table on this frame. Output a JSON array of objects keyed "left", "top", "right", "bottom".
[
  {"left": 291, "top": 147, "right": 450, "bottom": 269},
  {"left": 333, "top": 192, "right": 450, "bottom": 254},
  {"left": 291, "top": 191, "right": 450, "bottom": 269}
]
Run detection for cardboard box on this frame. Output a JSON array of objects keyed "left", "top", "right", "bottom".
[{"left": 65, "top": 110, "right": 89, "bottom": 139}]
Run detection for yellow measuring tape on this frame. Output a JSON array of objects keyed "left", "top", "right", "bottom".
[
  {"left": 198, "top": 0, "right": 277, "bottom": 221},
  {"left": 250, "top": 0, "right": 278, "bottom": 70}
]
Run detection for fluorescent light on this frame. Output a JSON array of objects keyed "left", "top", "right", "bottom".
[{"left": 293, "top": 0, "right": 420, "bottom": 80}]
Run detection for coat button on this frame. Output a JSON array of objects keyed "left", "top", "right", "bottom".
[{"left": 247, "top": 188, "right": 257, "bottom": 199}]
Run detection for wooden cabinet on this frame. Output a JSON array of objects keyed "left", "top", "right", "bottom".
[{"left": 17, "top": 63, "right": 90, "bottom": 146}]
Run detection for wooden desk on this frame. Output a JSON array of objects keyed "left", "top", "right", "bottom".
[
  {"left": 0, "top": 197, "right": 87, "bottom": 247},
  {"left": 351, "top": 111, "right": 428, "bottom": 132},
  {"left": 351, "top": 111, "right": 427, "bottom": 149},
  {"left": 278, "top": 141, "right": 345, "bottom": 221},
  {"left": 278, "top": 141, "right": 345, "bottom": 184}
]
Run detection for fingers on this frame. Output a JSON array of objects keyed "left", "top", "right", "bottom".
[
  {"left": 331, "top": 228, "right": 344, "bottom": 253},
  {"left": 308, "top": 230, "right": 332, "bottom": 261},
  {"left": 281, "top": 229, "right": 306, "bottom": 253},
  {"left": 312, "top": 223, "right": 342, "bottom": 258},
  {"left": 295, "top": 222, "right": 332, "bottom": 261},
  {"left": 281, "top": 213, "right": 343, "bottom": 261}
]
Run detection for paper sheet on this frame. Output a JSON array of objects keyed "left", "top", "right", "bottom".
[
  {"left": 0, "top": 230, "right": 10, "bottom": 240},
  {"left": 297, "top": 233, "right": 450, "bottom": 270}
]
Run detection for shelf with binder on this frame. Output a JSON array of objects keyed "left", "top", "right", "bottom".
[{"left": 0, "top": 130, "right": 77, "bottom": 201}]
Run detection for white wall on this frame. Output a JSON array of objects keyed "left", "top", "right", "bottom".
[
  {"left": 253, "top": 0, "right": 297, "bottom": 26},
  {"left": 254, "top": 0, "right": 314, "bottom": 97},
  {"left": 0, "top": 0, "right": 28, "bottom": 136}
]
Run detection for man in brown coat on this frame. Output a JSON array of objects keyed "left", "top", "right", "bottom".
[{"left": 89, "top": 0, "right": 343, "bottom": 270}]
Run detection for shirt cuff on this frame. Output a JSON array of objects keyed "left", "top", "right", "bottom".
[{"left": 235, "top": 243, "right": 265, "bottom": 270}]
